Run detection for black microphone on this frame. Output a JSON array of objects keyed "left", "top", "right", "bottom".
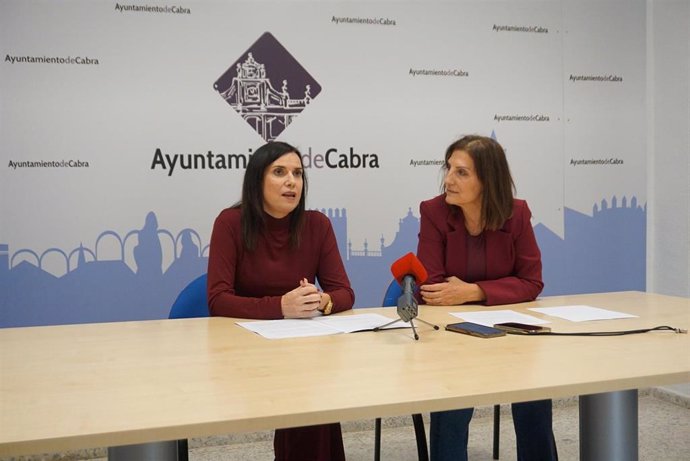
[
  {"left": 397, "top": 275, "right": 418, "bottom": 322},
  {"left": 390, "top": 253, "right": 428, "bottom": 323}
]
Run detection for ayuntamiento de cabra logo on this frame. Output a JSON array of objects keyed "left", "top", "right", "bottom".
[{"left": 213, "top": 32, "right": 322, "bottom": 142}]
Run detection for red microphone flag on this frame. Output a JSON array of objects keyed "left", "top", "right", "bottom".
[{"left": 390, "top": 252, "right": 428, "bottom": 285}]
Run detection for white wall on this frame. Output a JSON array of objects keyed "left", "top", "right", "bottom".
[
  {"left": 648, "top": 1, "right": 690, "bottom": 298},
  {"left": 648, "top": 0, "right": 690, "bottom": 397}
]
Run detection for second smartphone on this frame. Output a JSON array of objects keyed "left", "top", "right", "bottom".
[{"left": 493, "top": 322, "right": 551, "bottom": 334}]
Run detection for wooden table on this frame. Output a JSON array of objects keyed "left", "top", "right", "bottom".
[{"left": 1, "top": 291, "right": 688, "bottom": 459}]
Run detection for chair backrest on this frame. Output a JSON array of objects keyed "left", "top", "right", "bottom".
[
  {"left": 169, "top": 273, "right": 209, "bottom": 319},
  {"left": 381, "top": 279, "right": 402, "bottom": 307}
]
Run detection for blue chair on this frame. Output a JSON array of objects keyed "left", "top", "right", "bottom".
[
  {"left": 375, "top": 280, "right": 428, "bottom": 461},
  {"left": 382, "top": 279, "right": 501, "bottom": 460},
  {"left": 169, "top": 273, "right": 209, "bottom": 319},
  {"left": 167, "top": 273, "right": 209, "bottom": 461}
]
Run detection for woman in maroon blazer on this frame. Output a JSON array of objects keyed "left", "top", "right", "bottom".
[{"left": 417, "top": 135, "right": 557, "bottom": 461}]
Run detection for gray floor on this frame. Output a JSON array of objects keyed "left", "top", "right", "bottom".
[
  {"left": 182, "top": 393, "right": 689, "bottom": 461},
  {"left": 4, "top": 391, "right": 689, "bottom": 461}
]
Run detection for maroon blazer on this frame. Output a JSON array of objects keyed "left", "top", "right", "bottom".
[{"left": 417, "top": 194, "right": 543, "bottom": 305}]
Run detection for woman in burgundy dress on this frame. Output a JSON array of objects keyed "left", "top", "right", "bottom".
[{"left": 208, "top": 141, "right": 355, "bottom": 461}]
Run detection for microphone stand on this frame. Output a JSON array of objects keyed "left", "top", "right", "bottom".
[
  {"left": 410, "top": 316, "right": 441, "bottom": 340},
  {"left": 374, "top": 278, "right": 439, "bottom": 340},
  {"left": 374, "top": 315, "right": 439, "bottom": 341}
]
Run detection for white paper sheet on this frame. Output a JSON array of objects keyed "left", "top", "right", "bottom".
[
  {"left": 237, "top": 319, "right": 340, "bottom": 339},
  {"left": 528, "top": 305, "right": 638, "bottom": 322},
  {"left": 449, "top": 309, "right": 550, "bottom": 327},
  {"left": 237, "top": 313, "right": 410, "bottom": 339}
]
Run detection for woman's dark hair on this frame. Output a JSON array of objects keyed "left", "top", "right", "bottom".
[
  {"left": 444, "top": 135, "right": 515, "bottom": 231},
  {"left": 233, "top": 141, "right": 307, "bottom": 250}
]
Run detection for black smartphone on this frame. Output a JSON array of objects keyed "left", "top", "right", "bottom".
[
  {"left": 445, "top": 321, "right": 506, "bottom": 338},
  {"left": 493, "top": 322, "right": 551, "bottom": 334}
]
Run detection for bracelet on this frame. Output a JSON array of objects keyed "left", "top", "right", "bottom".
[{"left": 319, "top": 297, "right": 334, "bottom": 315}]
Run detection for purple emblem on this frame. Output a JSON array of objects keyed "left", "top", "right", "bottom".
[{"left": 214, "top": 32, "right": 322, "bottom": 141}]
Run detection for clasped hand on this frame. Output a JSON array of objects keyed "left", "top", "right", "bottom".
[
  {"left": 281, "top": 278, "right": 326, "bottom": 318},
  {"left": 420, "top": 276, "right": 485, "bottom": 306}
]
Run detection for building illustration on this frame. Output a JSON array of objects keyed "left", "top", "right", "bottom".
[{"left": 0, "top": 197, "right": 646, "bottom": 327}]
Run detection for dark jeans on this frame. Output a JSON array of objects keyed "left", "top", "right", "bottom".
[{"left": 430, "top": 399, "right": 558, "bottom": 461}]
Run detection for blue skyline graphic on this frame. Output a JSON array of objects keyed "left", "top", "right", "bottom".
[{"left": 0, "top": 197, "right": 646, "bottom": 328}]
